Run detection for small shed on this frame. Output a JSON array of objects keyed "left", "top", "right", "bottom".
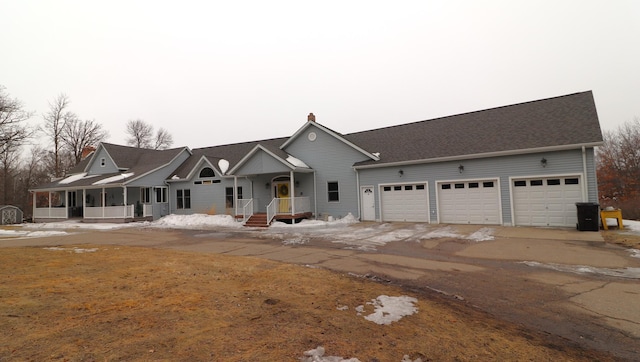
[{"left": 0, "top": 205, "right": 23, "bottom": 225}]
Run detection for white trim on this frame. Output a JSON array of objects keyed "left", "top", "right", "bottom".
[
  {"left": 228, "top": 144, "right": 313, "bottom": 175},
  {"left": 353, "top": 143, "right": 603, "bottom": 170}
]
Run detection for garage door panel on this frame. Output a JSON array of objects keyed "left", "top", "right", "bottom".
[
  {"left": 381, "top": 184, "right": 429, "bottom": 222},
  {"left": 438, "top": 180, "right": 500, "bottom": 225},
  {"left": 512, "top": 176, "right": 582, "bottom": 227}
]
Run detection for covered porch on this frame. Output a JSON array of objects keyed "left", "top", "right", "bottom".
[
  {"left": 32, "top": 186, "right": 161, "bottom": 223},
  {"left": 233, "top": 170, "right": 316, "bottom": 227}
]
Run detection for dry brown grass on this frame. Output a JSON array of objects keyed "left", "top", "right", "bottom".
[
  {"left": 0, "top": 245, "right": 613, "bottom": 361},
  {"left": 601, "top": 229, "right": 640, "bottom": 249}
]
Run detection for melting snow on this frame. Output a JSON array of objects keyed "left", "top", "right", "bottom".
[
  {"left": 92, "top": 172, "right": 134, "bottom": 185},
  {"left": 152, "top": 214, "right": 242, "bottom": 229},
  {"left": 286, "top": 155, "right": 309, "bottom": 168},
  {"left": 522, "top": 261, "right": 640, "bottom": 279},
  {"left": 363, "top": 295, "right": 418, "bottom": 325},
  {"left": 44, "top": 246, "right": 98, "bottom": 253}
]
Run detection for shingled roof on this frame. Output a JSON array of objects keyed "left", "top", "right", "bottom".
[{"left": 346, "top": 91, "right": 603, "bottom": 167}]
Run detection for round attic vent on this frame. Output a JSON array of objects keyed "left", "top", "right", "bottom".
[{"left": 308, "top": 132, "right": 317, "bottom": 141}]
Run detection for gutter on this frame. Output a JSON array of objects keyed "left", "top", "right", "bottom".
[{"left": 353, "top": 142, "right": 603, "bottom": 170}]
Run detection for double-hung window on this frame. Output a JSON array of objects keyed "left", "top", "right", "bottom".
[
  {"left": 155, "top": 187, "right": 167, "bottom": 203},
  {"left": 141, "top": 188, "right": 151, "bottom": 203},
  {"left": 177, "top": 189, "right": 191, "bottom": 209},
  {"left": 327, "top": 181, "right": 339, "bottom": 202}
]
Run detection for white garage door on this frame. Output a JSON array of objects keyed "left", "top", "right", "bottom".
[
  {"left": 380, "top": 183, "right": 429, "bottom": 222},
  {"left": 438, "top": 180, "right": 500, "bottom": 225},
  {"left": 512, "top": 176, "right": 582, "bottom": 227}
]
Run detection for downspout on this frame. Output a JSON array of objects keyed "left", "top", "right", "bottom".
[
  {"left": 313, "top": 171, "right": 317, "bottom": 220},
  {"left": 164, "top": 180, "right": 172, "bottom": 216},
  {"left": 32, "top": 191, "right": 36, "bottom": 221},
  {"left": 123, "top": 186, "right": 127, "bottom": 218},
  {"left": 65, "top": 190, "right": 69, "bottom": 219},
  {"left": 582, "top": 146, "right": 588, "bottom": 201},
  {"left": 355, "top": 168, "right": 361, "bottom": 220},
  {"left": 233, "top": 176, "right": 238, "bottom": 216}
]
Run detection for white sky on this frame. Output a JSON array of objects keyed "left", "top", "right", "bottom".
[{"left": 2, "top": 1, "right": 639, "bottom": 149}]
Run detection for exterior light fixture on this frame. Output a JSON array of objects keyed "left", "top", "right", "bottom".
[
  {"left": 458, "top": 164, "right": 464, "bottom": 173},
  {"left": 265, "top": 182, "right": 270, "bottom": 189},
  {"left": 398, "top": 170, "right": 404, "bottom": 177},
  {"left": 541, "top": 158, "right": 547, "bottom": 167}
]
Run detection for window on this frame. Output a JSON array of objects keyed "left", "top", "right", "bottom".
[
  {"left": 328, "top": 182, "right": 339, "bottom": 202},
  {"left": 469, "top": 182, "right": 479, "bottom": 188},
  {"left": 100, "top": 158, "right": 106, "bottom": 167},
  {"left": 141, "top": 187, "right": 151, "bottom": 203},
  {"left": 547, "top": 179, "right": 561, "bottom": 186},
  {"left": 225, "top": 187, "right": 243, "bottom": 208},
  {"left": 383, "top": 186, "right": 391, "bottom": 191},
  {"left": 530, "top": 180, "right": 543, "bottom": 186},
  {"left": 483, "top": 181, "right": 494, "bottom": 188},
  {"left": 394, "top": 186, "right": 402, "bottom": 191},
  {"left": 514, "top": 180, "right": 526, "bottom": 187},
  {"left": 155, "top": 187, "right": 167, "bottom": 203},
  {"left": 441, "top": 184, "right": 451, "bottom": 190},
  {"left": 199, "top": 167, "right": 215, "bottom": 178},
  {"left": 565, "top": 178, "right": 579, "bottom": 185},
  {"left": 177, "top": 189, "right": 191, "bottom": 209},
  {"left": 404, "top": 185, "right": 413, "bottom": 190},
  {"left": 454, "top": 183, "right": 465, "bottom": 189},
  {"left": 416, "top": 184, "right": 425, "bottom": 190}
]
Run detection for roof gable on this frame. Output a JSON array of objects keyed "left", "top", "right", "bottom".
[
  {"left": 281, "top": 121, "right": 379, "bottom": 161},
  {"left": 228, "top": 144, "right": 311, "bottom": 175}
]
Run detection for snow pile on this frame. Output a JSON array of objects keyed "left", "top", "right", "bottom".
[
  {"left": 522, "top": 261, "right": 640, "bottom": 279},
  {"left": 0, "top": 229, "right": 69, "bottom": 238},
  {"left": 152, "top": 214, "right": 242, "bottom": 229},
  {"left": 300, "top": 346, "right": 360, "bottom": 362},
  {"left": 271, "top": 213, "right": 358, "bottom": 229},
  {"left": 623, "top": 219, "right": 640, "bottom": 233},
  {"left": 629, "top": 249, "right": 640, "bottom": 259},
  {"left": 58, "top": 172, "right": 87, "bottom": 184},
  {"left": 362, "top": 295, "right": 418, "bottom": 325},
  {"left": 24, "top": 220, "right": 134, "bottom": 230},
  {"left": 286, "top": 155, "right": 309, "bottom": 168}
]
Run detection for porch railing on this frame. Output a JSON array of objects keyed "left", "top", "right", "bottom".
[
  {"left": 239, "top": 199, "right": 254, "bottom": 223},
  {"left": 266, "top": 197, "right": 311, "bottom": 225},
  {"left": 34, "top": 207, "right": 67, "bottom": 219},
  {"left": 84, "top": 205, "right": 134, "bottom": 219},
  {"left": 143, "top": 204, "right": 153, "bottom": 217}
]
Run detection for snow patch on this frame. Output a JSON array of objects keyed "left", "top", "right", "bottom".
[
  {"left": 522, "top": 261, "right": 640, "bottom": 279},
  {"left": 300, "top": 346, "right": 360, "bottom": 362},
  {"left": 58, "top": 172, "right": 89, "bottom": 184},
  {"left": 92, "top": 172, "right": 134, "bottom": 185},
  {"left": 44, "top": 247, "right": 98, "bottom": 253},
  {"left": 467, "top": 227, "right": 495, "bottom": 242},
  {"left": 286, "top": 155, "right": 309, "bottom": 168},
  {"left": 363, "top": 295, "right": 418, "bottom": 325},
  {"left": 629, "top": 249, "right": 640, "bottom": 259}
]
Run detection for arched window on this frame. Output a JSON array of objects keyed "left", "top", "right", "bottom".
[{"left": 199, "top": 167, "right": 215, "bottom": 178}]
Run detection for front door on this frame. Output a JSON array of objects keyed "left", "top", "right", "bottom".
[
  {"left": 361, "top": 186, "right": 375, "bottom": 221},
  {"left": 274, "top": 181, "right": 290, "bottom": 213}
]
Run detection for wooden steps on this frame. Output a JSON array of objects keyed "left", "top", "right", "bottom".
[{"left": 244, "top": 213, "right": 270, "bottom": 227}]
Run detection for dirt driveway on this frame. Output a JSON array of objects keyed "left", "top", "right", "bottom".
[{"left": 3, "top": 222, "right": 640, "bottom": 360}]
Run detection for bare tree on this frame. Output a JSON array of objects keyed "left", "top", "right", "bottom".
[
  {"left": 126, "top": 119, "right": 174, "bottom": 150},
  {"left": 62, "top": 118, "right": 109, "bottom": 164},
  {"left": 43, "top": 94, "right": 75, "bottom": 177},
  {"left": 154, "top": 127, "right": 174, "bottom": 150},
  {"left": 0, "top": 140, "right": 21, "bottom": 204},
  {"left": 126, "top": 119, "right": 154, "bottom": 148},
  {"left": 0, "top": 85, "right": 33, "bottom": 152}
]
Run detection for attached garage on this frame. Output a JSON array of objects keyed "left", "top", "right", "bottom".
[
  {"left": 511, "top": 176, "right": 583, "bottom": 227},
  {"left": 380, "top": 183, "right": 429, "bottom": 222},
  {"left": 437, "top": 179, "right": 501, "bottom": 225}
]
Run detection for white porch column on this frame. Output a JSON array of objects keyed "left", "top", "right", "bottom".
[
  {"left": 101, "top": 187, "right": 105, "bottom": 218},
  {"left": 233, "top": 176, "right": 238, "bottom": 216},
  {"left": 290, "top": 170, "right": 296, "bottom": 216},
  {"left": 48, "top": 191, "right": 52, "bottom": 217},
  {"left": 65, "top": 190, "right": 69, "bottom": 218},
  {"left": 82, "top": 189, "right": 86, "bottom": 219},
  {"left": 123, "top": 186, "right": 127, "bottom": 218},
  {"left": 32, "top": 192, "right": 36, "bottom": 220}
]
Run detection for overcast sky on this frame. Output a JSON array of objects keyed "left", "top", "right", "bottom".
[{"left": 2, "top": 1, "right": 639, "bottom": 149}]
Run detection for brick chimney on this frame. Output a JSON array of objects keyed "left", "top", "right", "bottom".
[
  {"left": 81, "top": 146, "right": 96, "bottom": 160},
  {"left": 307, "top": 113, "right": 315, "bottom": 122}
]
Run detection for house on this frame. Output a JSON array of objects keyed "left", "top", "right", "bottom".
[{"left": 31, "top": 91, "right": 603, "bottom": 228}]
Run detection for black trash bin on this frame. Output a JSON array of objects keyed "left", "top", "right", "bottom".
[{"left": 575, "top": 202, "right": 599, "bottom": 231}]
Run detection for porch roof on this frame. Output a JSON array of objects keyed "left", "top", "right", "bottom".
[{"left": 30, "top": 172, "right": 137, "bottom": 191}]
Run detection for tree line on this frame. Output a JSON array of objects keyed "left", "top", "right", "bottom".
[{"left": 0, "top": 85, "right": 173, "bottom": 219}]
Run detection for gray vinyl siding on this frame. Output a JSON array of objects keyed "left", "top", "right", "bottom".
[
  {"left": 170, "top": 176, "right": 251, "bottom": 216},
  {"left": 127, "top": 150, "right": 191, "bottom": 187},
  {"left": 86, "top": 148, "right": 119, "bottom": 174},
  {"left": 283, "top": 124, "right": 371, "bottom": 219},
  {"left": 358, "top": 148, "right": 597, "bottom": 225},
  {"left": 235, "top": 150, "right": 292, "bottom": 175}
]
